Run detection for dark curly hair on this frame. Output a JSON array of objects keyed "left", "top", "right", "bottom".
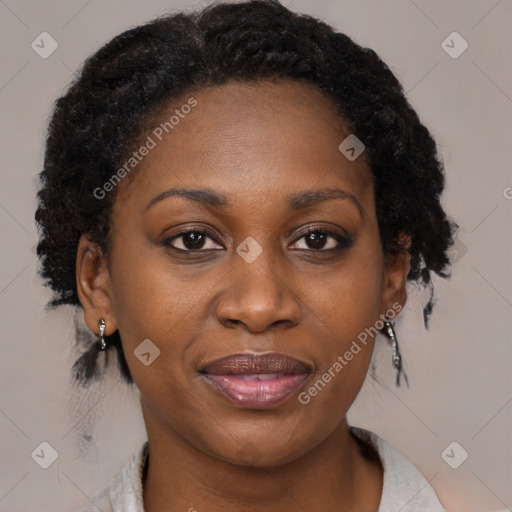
[{"left": 35, "top": 0, "right": 458, "bottom": 388}]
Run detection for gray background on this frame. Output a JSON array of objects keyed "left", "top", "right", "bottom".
[{"left": 0, "top": 0, "right": 511, "bottom": 510}]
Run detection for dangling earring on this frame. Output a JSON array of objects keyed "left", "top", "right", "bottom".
[
  {"left": 382, "top": 315, "right": 408, "bottom": 387},
  {"left": 96, "top": 318, "right": 109, "bottom": 351}
]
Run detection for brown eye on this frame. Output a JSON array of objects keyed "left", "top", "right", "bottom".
[
  {"left": 165, "top": 230, "right": 223, "bottom": 252},
  {"left": 290, "top": 228, "right": 352, "bottom": 251}
]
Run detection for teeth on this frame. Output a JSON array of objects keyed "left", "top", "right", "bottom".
[
  {"left": 236, "top": 373, "right": 283, "bottom": 381},
  {"left": 257, "top": 373, "right": 283, "bottom": 380}
]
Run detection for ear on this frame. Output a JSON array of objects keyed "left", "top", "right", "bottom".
[
  {"left": 76, "top": 234, "right": 118, "bottom": 336},
  {"left": 379, "top": 233, "right": 411, "bottom": 317}
]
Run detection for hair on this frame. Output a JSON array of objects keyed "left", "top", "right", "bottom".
[{"left": 35, "top": 0, "right": 458, "bottom": 387}]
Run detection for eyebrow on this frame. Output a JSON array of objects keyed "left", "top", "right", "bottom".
[{"left": 145, "top": 186, "right": 363, "bottom": 218}]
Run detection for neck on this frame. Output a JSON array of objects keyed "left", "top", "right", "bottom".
[{"left": 141, "top": 402, "right": 383, "bottom": 512}]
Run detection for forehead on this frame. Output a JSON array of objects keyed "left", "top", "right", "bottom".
[{"left": 116, "top": 79, "right": 373, "bottom": 210}]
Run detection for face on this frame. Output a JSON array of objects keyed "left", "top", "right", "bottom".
[{"left": 77, "top": 79, "right": 409, "bottom": 466}]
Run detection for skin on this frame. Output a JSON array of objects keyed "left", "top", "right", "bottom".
[{"left": 76, "top": 79, "right": 411, "bottom": 512}]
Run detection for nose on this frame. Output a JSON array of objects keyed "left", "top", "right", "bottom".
[{"left": 215, "top": 257, "right": 302, "bottom": 333}]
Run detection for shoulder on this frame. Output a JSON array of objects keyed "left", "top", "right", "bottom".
[
  {"left": 349, "top": 426, "right": 446, "bottom": 512},
  {"left": 81, "top": 441, "right": 148, "bottom": 512}
]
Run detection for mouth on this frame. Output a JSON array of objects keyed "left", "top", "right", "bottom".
[{"left": 199, "top": 352, "right": 312, "bottom": 409}]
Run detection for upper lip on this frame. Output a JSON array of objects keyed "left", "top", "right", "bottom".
[{"left": 200, "top": 352, "right": 313, "bottom": 375}]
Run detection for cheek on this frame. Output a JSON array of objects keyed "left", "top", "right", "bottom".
[
  {"left": 107, "top": 240, "right": 225, "bottom": 390},
  {"left": 108, "top": 253, "right": 202, "bottom": 427},
  {"left": 304, "top": 250, "right": 384, "bottom": 341},
  {"left": 297, "top": 247, "right": 383, "bottom": 400},
  {"left": 109, "top": 243, "right": 202, "bottom": 337}
]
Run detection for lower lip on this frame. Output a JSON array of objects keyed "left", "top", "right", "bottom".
[{"left": 202, "top": 373, "right": 309, "bottom": 409}]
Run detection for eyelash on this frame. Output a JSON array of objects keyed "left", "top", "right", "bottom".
[{"left": 163, "top": 227, "right": 352, "bottom": 253}]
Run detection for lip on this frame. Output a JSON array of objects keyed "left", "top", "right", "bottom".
[{"left": 200, "top": 352, "right": 312, "bottom": 409}]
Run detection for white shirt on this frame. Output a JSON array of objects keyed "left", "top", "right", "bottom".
[{"left": 82, "top": 426, "right": 445, "bottom": 511}]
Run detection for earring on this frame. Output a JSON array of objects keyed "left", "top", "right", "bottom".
[
  {"left": 95, "top": 318, "right": 109, "bottom": 351},
  {"left": 382, "top": 316, "right": 408, "bottom": 387}
]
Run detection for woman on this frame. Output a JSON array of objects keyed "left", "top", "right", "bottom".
[{"left": 35, "top": 1, "right": 457, "bottom": 510}]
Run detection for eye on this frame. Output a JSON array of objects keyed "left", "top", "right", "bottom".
[
  {"left": 164, "top": 229, "right": 224, "bottom": 252},
  {"left": 289, "top": 228, "right": 351, "bottom": 251}
]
